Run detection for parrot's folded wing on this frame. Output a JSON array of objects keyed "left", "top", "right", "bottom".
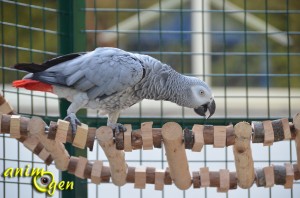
[{"left": 30, "top": 48, "right": 145, "bottom": 100}]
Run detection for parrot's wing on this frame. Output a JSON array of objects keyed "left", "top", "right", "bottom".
[{"left": 33, "top": 49, "right": 144, "bottom": 100}]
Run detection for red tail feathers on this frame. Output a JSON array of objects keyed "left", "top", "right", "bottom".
[{"left": 12, "top": 79, "right": 53, "bottom": 93}]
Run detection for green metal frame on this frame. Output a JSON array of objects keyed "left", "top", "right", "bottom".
[{"left": 58, "top": 1, "right": 87, "bottom": 198}]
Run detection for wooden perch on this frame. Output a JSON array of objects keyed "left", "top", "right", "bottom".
[
  {"left": 162, "top": 122, "right": 191, "bottom": 190},
  {"left": 1, "top": 94, "right": 300, "bottom": 191},
  {"left": 233, "top": 122, "right": 255, "bottom": 189},
  {"left": 28, "top": 117, "right": 70, "bottom": 171},
  {"left": 96, "top": 126, "right": 127, "bottom": 186},
  {"left": 0, "top": 113, "right": 298, "bottom": 151}
]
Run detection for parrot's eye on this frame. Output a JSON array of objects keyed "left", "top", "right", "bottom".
[{"left": 199, "top": 90, "right": 205, "bottom": 96}]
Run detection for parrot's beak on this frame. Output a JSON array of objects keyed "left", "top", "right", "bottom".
[{"left": 194, "top": 99, "right": 216, "bottom": 119}]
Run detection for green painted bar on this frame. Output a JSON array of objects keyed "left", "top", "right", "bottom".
[{"left": 58, "top": 1, "right": 87, "bottom": 198}]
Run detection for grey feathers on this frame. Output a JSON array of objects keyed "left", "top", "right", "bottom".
[{"left": 30, "top": 47, "right": 144, "bottom": 100}]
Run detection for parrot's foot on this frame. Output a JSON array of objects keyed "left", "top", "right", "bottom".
[
  {"left": 64, "top": 113, "right": 81, "bottom": 134},
  {"left": 108, "top": 123, "right": 127, "bottom": 134}
]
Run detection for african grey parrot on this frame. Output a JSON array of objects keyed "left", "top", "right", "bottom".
[{"left": 13, "top": 47, "right": 215, "bottom": 133}]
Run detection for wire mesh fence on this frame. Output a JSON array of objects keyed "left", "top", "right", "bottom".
[{"left": 0, "top": 0, "right": 300, "bottom": 198}]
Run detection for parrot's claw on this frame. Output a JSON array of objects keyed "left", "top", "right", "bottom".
[
  {"left": 109, "top": 123, "right": 127, "bottom": 135},
  {"left": 64, "top": 113, "right": 81, "bottom": 134}
]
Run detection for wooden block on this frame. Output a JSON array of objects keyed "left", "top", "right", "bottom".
[
  {"left": 75, "top": 156, "right": 88, "bottom": 179},
  {"left": 264, "top": 166, "right": 275, "bottom": 187},
  {"left": 72, "top": 123, "right": 88, "bottom": 149},
  {"left": 134, "top": 166, "right": 146, "bottom": 189},
  {"left": 56, "top": 119, "right": 69, "bottom": 143},
  {"left": 284, "top": 163, "right": 294, "bottom": 189},
  {"left": 192, "top": 124, "right": 204, "bottom": 152},
  {"left": 263, "top": 120, "right": 274, "bottom": 146},
  {"left": 91, "top": 160, "right": 103, "bottom": 184},
  {"left": 282, "top": 118, "right": 291, "bottom": 140},
  {"left": 155, "top": 169, "right": 165, "bottom": 190},
  {"left": 141, "top": 122, "right": 153, "bottom": 150},
  {"left": 218, "top": 169, "right": 230, "bottom": 192},
  {"left": 38, "top": 148, "right": 51, "bottom": 161},
  {"left": 23, "top": 135, "right": 40, "bottom": 151},
  {"left": 213, "top": 126, "right": 226, "bottom": 148},
  {"left": 10, "top": 115, "right": 21, "bottom": 138},
  {"left": 293, "top": 113, "right": 300, "bottom": 170},
  {"left": 0, "top": 102, "right": 13, "bottom": 114},
  {"left": 200, "top": 167, "right": 210, "bottom": 187},
  {"left": 124, "top": 124, "right": 132, "bottom": 152}
]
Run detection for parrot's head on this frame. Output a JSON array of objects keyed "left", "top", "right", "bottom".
[{"left": 190, "top": 82, "right": 216, "bottom": 119}]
